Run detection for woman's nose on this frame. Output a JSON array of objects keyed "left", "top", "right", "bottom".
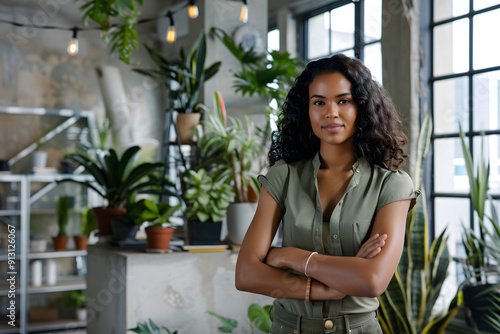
[{"left": 325, "top": 104, "right": 339, "bottom": 118}]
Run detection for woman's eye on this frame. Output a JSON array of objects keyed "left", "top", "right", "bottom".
[
  {"left": 339, "top": 99, "right": 350, "bottom": 105},
  {"left": 313, "top": 101, "right": 325, "bottom": 106}
]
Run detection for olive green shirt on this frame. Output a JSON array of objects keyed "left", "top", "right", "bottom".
[{"left": 258, "top": 153, "right": 419, "bottom": 318}]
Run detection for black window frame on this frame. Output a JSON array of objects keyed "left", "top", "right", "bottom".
[
  {"left": 297, "top": 0, "right": 381, "bottom": 62},
  {"left": 428, "top": 1, "right": 500, "bottom": 241}
]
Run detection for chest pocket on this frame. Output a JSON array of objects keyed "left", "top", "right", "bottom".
[{"left": 351, "top": 221, "right": 373, "bottom": 256}]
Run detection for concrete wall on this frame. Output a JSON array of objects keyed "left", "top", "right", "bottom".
[{"left": 87, "top": 245, "right": 273, "bottom": 334}]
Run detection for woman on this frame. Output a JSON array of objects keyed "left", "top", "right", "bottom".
[{"left": 235, "top": 54, "right": 419, "bottom": 334}]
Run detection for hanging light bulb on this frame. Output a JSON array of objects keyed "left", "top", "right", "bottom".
[
  {"left": 67, "top": 27, "right": 79, "bottom": 56},
  {"left": 188, "top": 0, "right": 199, "bottom": 19},
  {"left": 166, "top": 12, "right": 176, "bottom": 43},
  {"left": 240, "top": 0, "right": 248, "bottom": 23}
]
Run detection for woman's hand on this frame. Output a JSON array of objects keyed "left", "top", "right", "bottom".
[
  {"left": 355, "top": 234, "right": 387, "bottom": 259},
  {"left": 265, "top": 234, "right": 388, "bottom": 271}
]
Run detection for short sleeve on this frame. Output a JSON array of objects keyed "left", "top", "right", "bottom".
[
  {"left": 257, "top": 160, "right": 289, "bottom": 211},
  {"left": 376, "top": 170, "right": 420, "bottom": 212}
]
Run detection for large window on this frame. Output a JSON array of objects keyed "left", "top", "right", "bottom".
[
  {"left": 430, "top": 0, "right": 500, "bottom": 288},
  {"left": 299, "top": 0, "right": 382, "bottom": 82}
]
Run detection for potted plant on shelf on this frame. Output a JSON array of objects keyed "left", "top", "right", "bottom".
[
  {"left": 198, "top": 91, "right": 262, "bottom": 245},
  {"left": 133, "top": 31, "right": 221, "bottom": 144},
  {"left": 60, "top": 145, "right": 164, "bottom": 236},
  {"left": 183, "top": 168, "right": 235, "bottom": 245},
  {"left": 73, "top": 207, "right": 98, "bottom": 250},
  {"left": 61, "top": 290, "right": 86, "bottom": 322},
  {"left": 139, "top": 199, "right": 182, "bottom": 250},
  {"left": 53, "top": 196, "right": 70, "bottom": 250},
  {"left": 456, "top": 127, "right": 500, "bottom": 332}
]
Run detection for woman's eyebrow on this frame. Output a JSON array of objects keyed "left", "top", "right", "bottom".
[{"left": 310, "top": 92, "right": 352, "bottom": 99}]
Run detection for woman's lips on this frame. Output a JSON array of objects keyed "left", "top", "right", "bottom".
[{"left": 322, "top": 123, "right": 343, "bottom": 132}]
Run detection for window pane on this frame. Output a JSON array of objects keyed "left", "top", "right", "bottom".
[
  {"left": 433, "top": 19, "right": 469, "bottom": 76},
  {"left": 433, "top": 77, "right": 469, "bottom": 134},
  {"left": 267, "top": 29, "right": 280, "bottom": 52},
  {"left": 434, "top": 197, "right": 470, "bottom": 295},
  {"left": 364, "top": 0, "right": 381, "bottom": 43},
  {"left": 434, "top": 197, "right": 470, "bottom": 258},
  {"left": 364, "top": 42, "right": 382, "bottom": 83},
  {"left": 473, "top": 71, "right": 500, "bottom": 131},
  {"left": 308, "top": 12, "right": 330, "bottom": 59},
  {"left": 474, "top": 0, "right": 500, "bottom": 11},
  {"left": 434, "top": 0, "right": 469, "bottom": 22},
  {"left": 473, "top": 9, "right": 500, "bottom": 70},
  {"left": 473, "top": 135, "right": 500, "bottom": 195},
  {"left": 434, "top": 138, "right": 469, "bottom": 193},
  {"left": 330, "top": 3, "right": 354, "bottom": 53}
]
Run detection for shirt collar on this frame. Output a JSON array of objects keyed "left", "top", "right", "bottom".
[{"left": 312, "top": 152, "right": 366, "bottom": 188}]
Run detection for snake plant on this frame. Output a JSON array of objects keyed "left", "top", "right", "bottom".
[
  {"left": 457, "top": 127, "right": 500, "bottom": 332},
  {"left": 377, "top": 114, "right": 459, "bottom": 334}
]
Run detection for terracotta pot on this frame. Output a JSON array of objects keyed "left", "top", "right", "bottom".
[
  {"left": 52, "top": 236, "right": 69, "bottom": 250},
  {"left": 73, "top": 235, "right": 88, "bottom": 250},
  {"left": 176, "top": 113, "right": 201, "bottom": 144},
  {"left": 92, "top": 207, "right": 126, "bottom": 235},
  {"left": 145, "top": 226, "right": 174, "bottom": 250}
]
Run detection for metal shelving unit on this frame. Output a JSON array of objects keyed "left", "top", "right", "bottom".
[
  {"left": 0, "top": 174, "right": 98, "bottom": 334},
  {"left": 0, "top": 107, "right": 99, "bottom": 334}
]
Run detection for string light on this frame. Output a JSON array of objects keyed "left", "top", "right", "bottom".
[
  {"left": 166, "top": 12, "right": 176, "bottom": 43},
  {"left": 240, "top": 0, "right": 248, "bottom": 23},
  {"left": 67, "top": 27, "right": 79, "bottom": 55},
  {"left": 0, "top": 1, "right": 259, "bottom": 54},
  {"left": 188, "top": 0, "right": 199, "bottom": 19}
]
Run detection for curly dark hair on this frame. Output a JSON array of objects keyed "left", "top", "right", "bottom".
[{"left": 268, "top": 54, "right": 408, "bottom": 170}]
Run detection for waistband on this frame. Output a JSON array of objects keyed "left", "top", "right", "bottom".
[{"left": 271, "top": 303, "right": 378, "bottom": 334}]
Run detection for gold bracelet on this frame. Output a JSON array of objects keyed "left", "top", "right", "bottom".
[
  {"left": 305, "top": 277, "right": 312, "bottom": 302},
  {"left": 304, "top": 251, "right": 318, "bottom": 277}
]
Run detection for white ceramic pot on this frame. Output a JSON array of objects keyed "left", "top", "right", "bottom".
[
  {"left": 31, "top": 260, "right": 43, "bottom": 287},
  {"left": 76, "top": 308, "right": 87, "bottom": 322},
  {"left": 226, "top": 202, "right": 258, "bottom": 245},
  {"left": 30, "top": 239, "right": 47, "bottom": 252}
]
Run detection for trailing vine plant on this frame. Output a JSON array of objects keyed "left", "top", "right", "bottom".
[{"left": 79, "top": 0, "right": 144, "bottom": 64}]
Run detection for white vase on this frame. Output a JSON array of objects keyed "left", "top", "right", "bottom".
[
  {"left": 226, "top": 202, "right": 258, "bottom": 245},
  {"left": 46, "top": 259, "right": 57, "bottom": 285},
  {"left": 31, "top": 260, "right": 43, "bottom": 287}
]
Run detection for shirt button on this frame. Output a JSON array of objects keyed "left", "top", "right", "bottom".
[
  {"left": 338, "top": 201, "right": 342, "bottom": 206},
  {"left": 324, "top": 319, "right": 334, "bottom": 329},
  {"left": 333, "top": 234, "right": 339, "bottom": 239}
]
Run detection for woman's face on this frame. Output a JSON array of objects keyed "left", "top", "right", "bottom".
[{"left": 308, "top": 71, "right": 357, "bottom": 148}]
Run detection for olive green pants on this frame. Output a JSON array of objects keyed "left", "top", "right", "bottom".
[{"left": 270, "top": 303, "right": 382, "bottom": 334}]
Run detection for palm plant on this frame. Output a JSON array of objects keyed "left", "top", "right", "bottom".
[
  {"left": 61, "top": 146, "right": 164, "bottom": 209},
  {"left": 377, "top": 114, "right": 459, "bottom": 334},
  {"left": 133, "top": 31, "right": 221, "bottom": 114},
  {"left": 210, "top": 27, "right": 303, "bottom": 172}
]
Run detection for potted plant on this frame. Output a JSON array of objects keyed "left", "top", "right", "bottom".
[
  {"left": 133, "top": 31, "right": 221, "bottom": 144},
  {"left": 61, "top": 290, "right": 86, "bottom": 322},
  {"left": 183, "top": 168, "right": 235, "bottom": 245},
  {"left": 198, "top": 91, "right": 262, "bottom": 245},
  {"left": 139, "top": 199, "right": 182, "bottom": 250},
  {"left": 73, "top": 207, "right": 98, "bottom": 250},
  {"left": 60, "top": 145, "right": 165, "bottom": 236},
  {"left": 456, "top": 127, "right": 500, "bottom": 332},
  {"left": 53, "top": 196, "right": 70, "bottom": 250}
]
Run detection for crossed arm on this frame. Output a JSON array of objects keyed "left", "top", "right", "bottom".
[{"left": 235, "top": 186, "right": 411, "bottom": 300}]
